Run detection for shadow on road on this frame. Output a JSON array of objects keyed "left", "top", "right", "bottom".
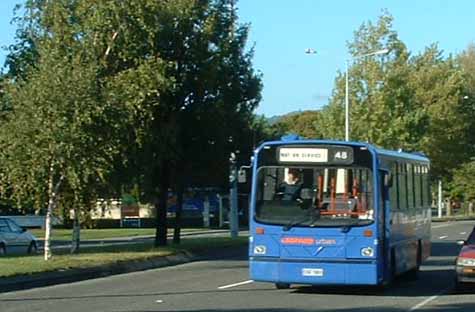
[
  {"left": 123, "top": 302, "right": 475, "bottom": 312},
  {"left": 289, "top": 241, "right": 460, "bottom": 297},
  {"left": 2, "top": 239, "right": 471, "bottom": 312},
  {"left": 290, "top": 270, "right": 453, "bottom": 297},
  {"left": 0, "top": 288, "right": 275, "bottom": 303}
]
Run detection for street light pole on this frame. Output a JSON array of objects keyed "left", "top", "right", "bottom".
[
  {"left": 305, "top": 48, "right": 389, "bottom": 141},
  {"left": 345, "top": 59, "right": 349, "bottom": 141}
]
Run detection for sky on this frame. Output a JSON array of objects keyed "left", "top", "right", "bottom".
[{"left": 1, "top": 1, "right": 475, "bottom": 117}]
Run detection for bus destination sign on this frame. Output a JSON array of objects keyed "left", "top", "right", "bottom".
[
  {"left": 278, "top": 148, "right": 328, "bottom": 163},
  {"left": 277, "top": 146, "right": 354, "bottom": 165}
]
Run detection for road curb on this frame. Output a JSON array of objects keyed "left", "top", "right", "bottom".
[
  {"left": 432, "top": 217, "right": 475, "bottom": 222},
  {"left": 0, "top": 250, "right": 198, "bottom": 294}
]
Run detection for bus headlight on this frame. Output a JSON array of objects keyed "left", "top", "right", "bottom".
[
  {"left": 361, "top": 247, "right": 374, "bottom": 257},
  {"left": 254, "top": 245, "right": 267, "bottom": 255},
  {"left": 457, "top": 257, "right": 475, "bottom": 266}
]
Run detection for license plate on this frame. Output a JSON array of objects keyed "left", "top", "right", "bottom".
[{"left": 302, "top": 268, "right": 324, "bottom": 277}]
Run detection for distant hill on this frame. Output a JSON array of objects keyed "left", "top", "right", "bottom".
[{"left": 266, "top": 110, "right": 319, "bottom": 125}]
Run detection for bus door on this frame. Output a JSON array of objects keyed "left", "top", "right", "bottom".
[{"left": 378, "top": 169, "right": 392, "bottom": 282}]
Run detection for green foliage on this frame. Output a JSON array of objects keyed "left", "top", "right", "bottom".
[
  {"left": 264, "top": 12, "right": 475, "bottom": 198},
  {"left": 321, "top": 11, "right": 473, "bottom": 181},
  {"left": 450, "top": 160, "right": 475, "bottom": 201},
  {"left": 0, "top": 48, "right": 127, "bottom": 213},
  {"left": 0, "top": 0, "right": 262, "bottom": 248},
  {"left": 272, "top": 111, "right": 324, "bottom": 139}
]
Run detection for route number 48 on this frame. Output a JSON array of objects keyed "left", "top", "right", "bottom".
[{"left": 334, "top": 151, "right": 348, "bottom": 160}]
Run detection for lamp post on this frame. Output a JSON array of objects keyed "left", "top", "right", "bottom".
[{"left": 305, "top": 48, "right": 389, "bottom": 141}]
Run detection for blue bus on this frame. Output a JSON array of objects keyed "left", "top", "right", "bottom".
[{"left": 248, "top": 137, "right": 431, "bottom": 288}]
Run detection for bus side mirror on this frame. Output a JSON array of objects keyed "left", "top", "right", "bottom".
[{"left": 238, "top": 169, "right": 247, "bottom": 183}]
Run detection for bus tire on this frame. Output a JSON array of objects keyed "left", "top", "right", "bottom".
[
  {"left": 275, "top": 283, "right": 290, "bottom": 289},
  {"left": 416, "top": 241, "right": 422, "bottom": 268},
  {"left": 390, "top": 248, "right": 396, "bottom": 281},
  {"left": 455, "top": 275, "right": 467, "bottom": 292},
  {"left": 406, "top": 242, "right": 421, "bottom": 280},
  {"left": 0, "top": 244, "right": 6, "bottom": 256}
]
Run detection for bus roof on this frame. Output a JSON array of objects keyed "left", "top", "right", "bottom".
[{"left": 256, "top": 138, "right": 429, "bottom": 163}]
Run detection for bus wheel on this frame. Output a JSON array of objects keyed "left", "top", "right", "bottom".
[
  {"left": 275, "top": 283, "right": 290, "bottom": 289},
  {"left": 0, "top": 244, "right": 6, "bottom": 256},
  {"left": 390, "top": 249, "right": 396, "bottom": 281},
  {"left": 406, "top": 243, "right": 421, "bottom": 280}
]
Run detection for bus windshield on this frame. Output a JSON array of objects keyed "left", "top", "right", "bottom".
[{"left": 255, "top": 166, "right": 374, "bottom": 227}]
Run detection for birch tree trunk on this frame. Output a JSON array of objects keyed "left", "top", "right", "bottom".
[{"left": 44, "top": 162, "right": 63, "bottom": 261}]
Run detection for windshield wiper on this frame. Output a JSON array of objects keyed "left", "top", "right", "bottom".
[
  {"left": 283, "top": 215, "right": 310, "bottom": 231},
  {"left": 283, "top": 210, "right": 320, "bottom": 231}
]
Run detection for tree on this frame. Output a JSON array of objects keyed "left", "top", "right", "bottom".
[
  {"left": 407, "top": 46, "right": 467, "bottom": 179},
  {"left": 323, "top": 12, "right": 411, "bottom": 145},
  {"left": 0, "top": 0, "right": 134, "bottom": 258},
  {"left": 158, "top": 0, "right": 262, "bottom": 244},
  {"left": 2, "top": 0, "right": 262, "bottom": 251},
  {"left": 270, "top": 111, "right": 324, "bottom": 139},
  {"left": 0, "top": 53, "right": 129, "bottom": 259},
  {"left": 93, "top": 0, "right": 261, "bottom": 246},
  {"left": 457, "top": 43, "right": 475, "bottom": 156},
  {"left": 450, "top": 160, "right": 475, "bottom": 203},
  {"left": 322, "top": 11, "right": 471, "bottom": 181}
]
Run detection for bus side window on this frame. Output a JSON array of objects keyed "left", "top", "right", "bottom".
[
  {"left": 389, "top": 162, "right": 399, "bottom": 211},
  {"left": 407, "top": 163, "right": 414, "bottom": 211},
  {"left": 398, "top": 163, "right": 407, "bottom": 210}
]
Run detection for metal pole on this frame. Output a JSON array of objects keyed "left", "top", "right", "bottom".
[
  {"left": 203, "top": 196, "right": 210, "bottom": 228},
  {"left": 229, "top": 153, "right": 239, "bottom": 238},
  {"left": 306, "top": 48, "right": 388, "bottom": 143},
  {"left": 345, "top": 59, "right": 349, "bottom": 141},
  {"left": 231, "top": 166, "right": 239, "bottom": 237},
  {"left": 437, "top": 180, "right": 442, "bottom": 218},
  {"left": 217, "top": 194, "right": 224, "bottom": 228}
]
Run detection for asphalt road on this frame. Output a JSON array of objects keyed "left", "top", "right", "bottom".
[{"left": 1, "top": 221, "right": 475, "bottom": 312}]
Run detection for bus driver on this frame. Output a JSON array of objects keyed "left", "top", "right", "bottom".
[{"left": 278, "top": 168, "right": 303, "bottom": 201}]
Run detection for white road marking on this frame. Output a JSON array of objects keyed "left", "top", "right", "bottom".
[
  {"left": 438, "top": 235, "right": 448, "bottom": 239},
  {"left": 460, "top": 232, "right": 467, "bottom": 235},
  {"left": 432, "top": 224, "right": 453, "bottom": 229},
  {"left": 218, "top": 280, "right": 254, "bottom": 289},
  {"left": 156, "top": 300, "right": 164, "bottom": 303},
  {"left": 408, "top": 287, "right": 450, "bottom": 311}
]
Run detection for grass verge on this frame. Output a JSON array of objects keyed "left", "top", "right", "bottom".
[
  {"left": 29, "top": 228, "right": 203, "bottom": 241},
  {"left": 0, "top": 236, "right": 247, "bottom": 278}
]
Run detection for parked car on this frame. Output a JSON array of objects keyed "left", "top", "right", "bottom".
[
  {"left": 0, "top": 217, "right": 38, "bottom": 256},
  {"left": 455, "top": 226, "right": 475, "bottom": 286}
]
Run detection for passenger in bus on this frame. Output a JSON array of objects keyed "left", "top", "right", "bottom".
[{"left": 277, "top": 168, "right": 303, "bottom": 201}]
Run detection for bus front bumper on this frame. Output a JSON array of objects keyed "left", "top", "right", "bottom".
[{"left": 249, "top": 257, "right": 379, "bottom": 285}]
